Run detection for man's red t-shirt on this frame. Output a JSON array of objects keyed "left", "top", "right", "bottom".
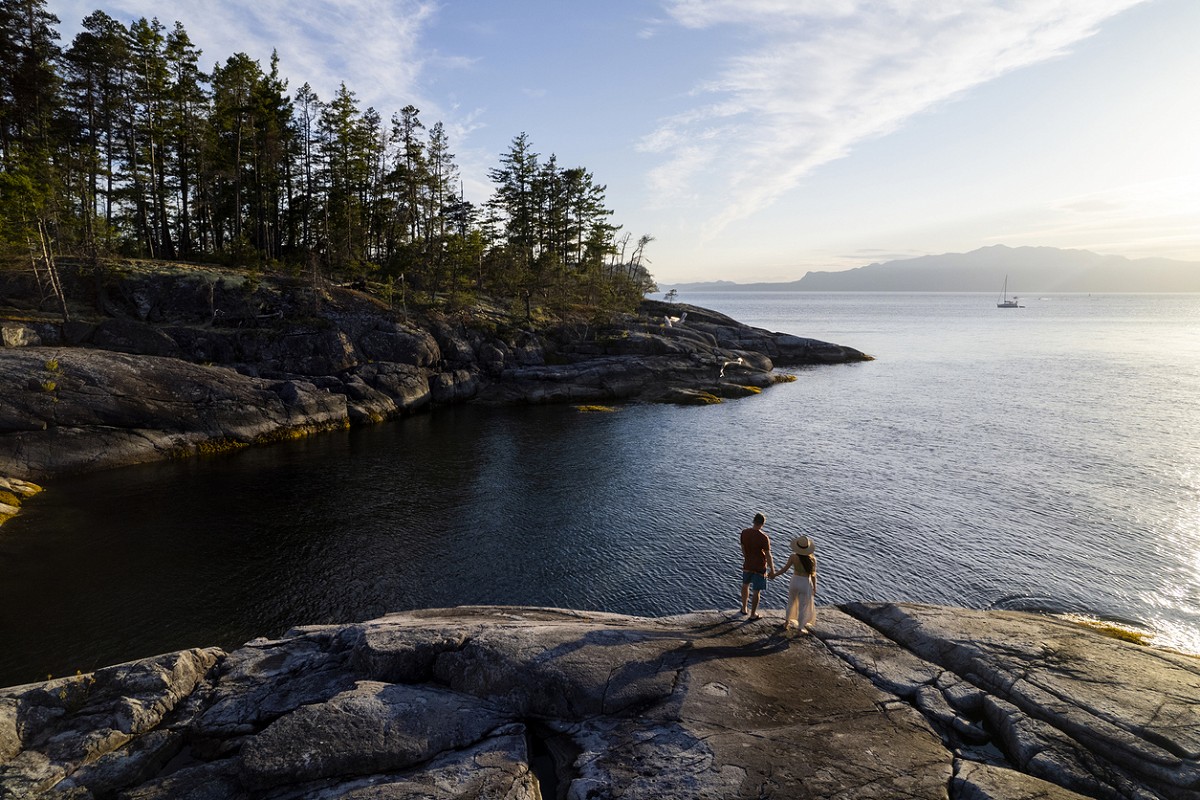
[{"left": 740, "top": 527, "right": 770, "bottom": 574}]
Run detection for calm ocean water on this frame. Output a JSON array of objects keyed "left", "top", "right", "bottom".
[{"left": 1, "top": 292, "right": 1198, "bottom": 686}]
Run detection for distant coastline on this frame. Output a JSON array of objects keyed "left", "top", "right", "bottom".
[{"left": 662, "top": 244, "right": 1200, "bottom": 293}]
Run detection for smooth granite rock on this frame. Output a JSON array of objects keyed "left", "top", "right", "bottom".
[
  {"left": 0, "top": 348, "right": 350, "bottom": 479},
  {"left": 841, "top": 602, "right": 1200, "bottom": 800},
  {"left": 952, "top": 759, "right": 1098, "bottom": 800},
  {"left": 4, "top": 604, "right": 1194, "bottom": 799}
]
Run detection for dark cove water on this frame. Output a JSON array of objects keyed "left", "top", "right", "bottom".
[{"left": 2, "top": 292, "right": 1198, "bottom": 686}]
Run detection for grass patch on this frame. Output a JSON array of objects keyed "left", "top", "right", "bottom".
[
  {"left": 252, "top": 421, "right": 351, "bottom": 445},
  {"left": 715, "top": 384, "right": 762, "bottom": 399},
  {"left": 1061, "top": 613, "right": 1153, "bottom": 646},
  {"left": 663, "top": 390, "right": 722, "bottom": 406},
  {"left": 169, "top": 438, "right": 250, "bottom": 458}
]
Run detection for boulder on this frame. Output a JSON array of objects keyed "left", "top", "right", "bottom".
[
  {"left": 1, "top": 325, "right": 41, "bottom": 348},
  {"left": 429, "top": 368, "right": 480, "bottom": 404},
  {"left": 357, "top": 324, "right": 439, "bottom": 367},
  {"left": 239, "top": 681, "right": 510, "bottom": 788}
]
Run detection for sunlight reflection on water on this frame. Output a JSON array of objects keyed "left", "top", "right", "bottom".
[{"left": 2, "top": 292, "right": 1199, "bottom": 685}]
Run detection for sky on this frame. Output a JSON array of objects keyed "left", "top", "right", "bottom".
[{"left": 51, "top": 0, "right": 1200, "bottom": 284}]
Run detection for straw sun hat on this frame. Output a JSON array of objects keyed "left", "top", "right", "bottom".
[{"left": 790, "top": 535, "right": 815, "bottom": 555}]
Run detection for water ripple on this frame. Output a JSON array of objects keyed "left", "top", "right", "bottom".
[{"left": 2, "top": 293, "right": 1199, "bottom": 686}]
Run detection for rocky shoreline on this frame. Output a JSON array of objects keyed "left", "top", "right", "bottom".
[
  {"left": 0, "top": 264, "right": 868, "bottom": 521},
  {"left": 1, "top": 602, "right": 1196, "bottom": 799}
]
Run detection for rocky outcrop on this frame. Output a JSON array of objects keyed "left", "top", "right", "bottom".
[
  {"left": 1, "top": 604, "right": 1195, "bottom": 799},
  {"left": 0, "top": 348, "right": 355, "bottom": 479},
  {"left": 640, "top": 300, "right": 868, "bottom": 365},
  {"left": 0, "top": 266, "right": 870, "bottom": 488}
]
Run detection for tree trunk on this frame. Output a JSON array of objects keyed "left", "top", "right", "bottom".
[{"left": 35, "top": 218, "right": 70, "bottom": 322}]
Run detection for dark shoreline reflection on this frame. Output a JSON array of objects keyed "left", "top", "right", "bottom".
[{"left": 0, "top": 404, "right": 669, "bottom": 686}]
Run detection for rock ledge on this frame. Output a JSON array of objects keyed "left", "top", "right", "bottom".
[
  {"left": 1, "top": 269, "right": 870, "bottom": 490},
  {"left": 2, "top": 603, "right": 1196, "bottom": 799}
]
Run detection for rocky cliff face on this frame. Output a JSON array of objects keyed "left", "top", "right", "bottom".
[
  {"left": 1, "top": 604, "right": 1196, "bottom": 800},
  {"left": 0, "top": 265, "right": 868, "bottom": 486}
]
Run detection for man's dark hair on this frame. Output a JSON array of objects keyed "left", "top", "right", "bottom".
[{"left": 753, "top": 512, "right": 766, "bottom": 526}]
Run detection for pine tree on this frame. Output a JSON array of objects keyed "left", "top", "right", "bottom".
[
  {"left": 0, "top": 0, "right": 61, "bottom": 161},
  {"left": 424, "top": 120, "right": 458, "bottom": 294},
  {"left": 319, "top": 82, "right": 369, "bottom": 275},
  {"left": 487, "top": 132, "right": 540, "bottom": 296},
  {"left": 290, "top": 82, "right": 321, "bottom": 258},
  {"left": 0, "top": 0, "right": 69, "bottom": 319},
  {"left": 208, "top": 51, "right": 266, "bottom": 255},
  {"left": 164, "top": 21, "right": 205, "bottom": 258},
  {"left": 0, "top": 6, "right": 652, "bottom": 312},
  {"left": 62, "top": 10, "right": 128, "bottom": 253},
  {"left": 125, "top": 17, "right": 172, "bottom": 257},
  {"left": 389, "top": 105, "right": 425, "bottom": 248},
  {"left": 249, "top": 51, "right": 292, "bottom": 263}
]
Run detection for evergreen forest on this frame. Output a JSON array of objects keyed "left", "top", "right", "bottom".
[{"left": 0, "top": 1, "right": 657, "bottom": 319}]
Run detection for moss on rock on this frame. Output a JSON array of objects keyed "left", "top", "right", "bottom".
[{"left": 0, "top": 477, "right": 44, "bottom": 528}]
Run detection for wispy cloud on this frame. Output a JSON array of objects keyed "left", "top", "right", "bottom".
[
  {"left": 643, "top": 0, "right": 1148, "bottom": 235},
  {"left": 56, "top": 0, "right": 438, "bottom": 112}
]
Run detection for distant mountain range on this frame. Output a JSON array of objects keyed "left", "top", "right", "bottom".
[{"left": 663, "top": 245, "right": 1200, "bottom": 293}]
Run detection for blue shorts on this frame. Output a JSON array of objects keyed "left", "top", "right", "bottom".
[{"left": 742, "top": 572, "right": 767, "bottom": 592}]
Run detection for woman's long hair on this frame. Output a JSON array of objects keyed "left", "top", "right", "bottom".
[{"left": 797, "top": 553, "right": 816, "bottom": 575}]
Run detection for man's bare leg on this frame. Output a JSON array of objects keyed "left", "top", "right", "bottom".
[
  {"left": 739, "top": 583, "right": 749, "bottom": 614},
  {"left": 749, "top": 590, "right": 762, "bottom": 620}
]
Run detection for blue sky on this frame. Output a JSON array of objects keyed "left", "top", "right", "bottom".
[{"left": 53, "top": 0, "right": 1200, "bottom": 283}]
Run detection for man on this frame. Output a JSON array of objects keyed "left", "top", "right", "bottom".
[{"left": 739, "top": 512, "right": 775, "bottom": 620}]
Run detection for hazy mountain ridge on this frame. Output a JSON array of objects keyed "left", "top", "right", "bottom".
[{"left": 666, "top": 245, "right": 1200, "bottom": 292}]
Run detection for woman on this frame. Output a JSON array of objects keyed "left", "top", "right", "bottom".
[{"left": 770, "top": 536, "right": 817, "bottom": 632}]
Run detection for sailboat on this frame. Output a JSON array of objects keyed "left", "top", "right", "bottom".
[{"left": 996, "top": 276, "right": 1022, "bottom": 308}]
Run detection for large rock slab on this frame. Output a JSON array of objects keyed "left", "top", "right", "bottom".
[
  {"left": 841, "top": 602, "right": 1200, "bottom": 800},
  {"left": 0, "top": 607, "right": 950, "bottom": 799},
  {"left": 6, "top": 604, "right": 1184, "bottom": 798}
]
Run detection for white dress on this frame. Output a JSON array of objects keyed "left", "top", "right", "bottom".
[{"left": 786, "top": 570, "right": 816, "bottom": 629}]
